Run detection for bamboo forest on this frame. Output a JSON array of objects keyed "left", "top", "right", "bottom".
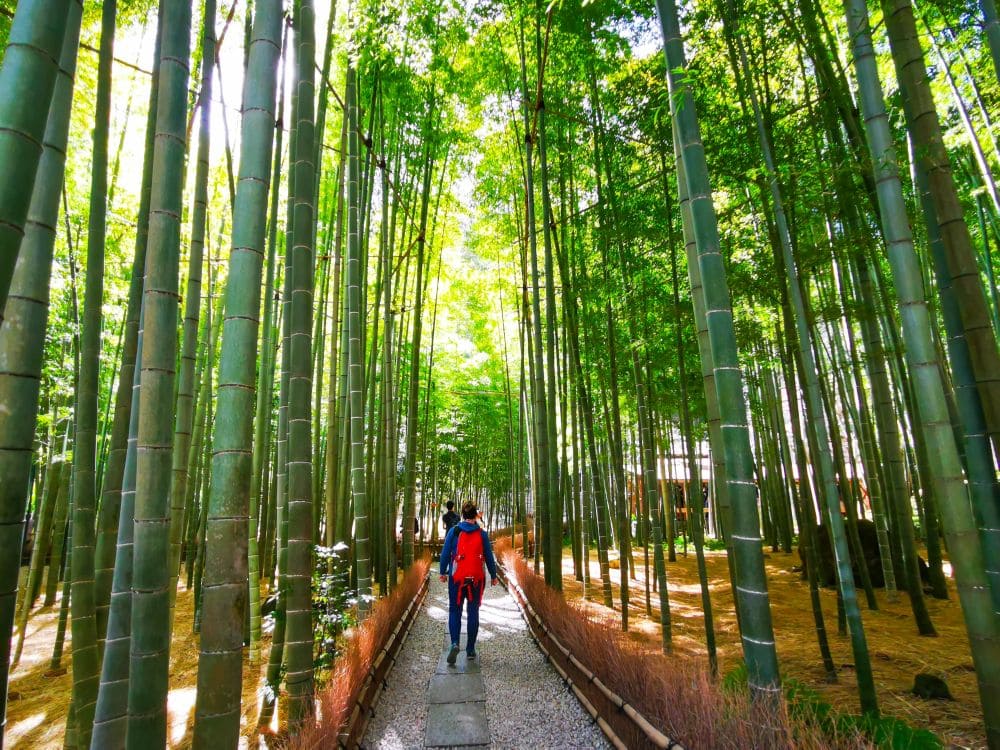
[{"left": 5, "top": 0, "right": 1000, "bottom": 746}]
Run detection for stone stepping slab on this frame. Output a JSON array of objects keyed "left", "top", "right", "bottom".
[
  {"left": 434, "top": 649, "right": 481, "bottom": 675},
  {"left": 425, "top": 701, "right": 490, "bottom": 747},
  {"left": 425, "top": 645, "right": 490, "bottom": 747},
  {"left": 428, "top": 673, "right": 486, "bottom": 704}
]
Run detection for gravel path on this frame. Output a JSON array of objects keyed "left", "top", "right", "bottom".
[{"left": 363, "top": 578, "right": 610, "bottom": 749}]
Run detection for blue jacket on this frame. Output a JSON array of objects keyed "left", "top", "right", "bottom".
[{"left": 439, "top": 521, "right": 498, "bottom": 580}]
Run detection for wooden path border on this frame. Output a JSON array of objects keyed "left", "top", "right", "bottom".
[
  {"left": 338, "top": 573, "right": 431, "bottom": 748},
  {"left": 499, "top": 565, "right": 685, "bottom": 750}
]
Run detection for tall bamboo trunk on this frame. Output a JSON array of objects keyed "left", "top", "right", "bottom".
[
  {"left": 168, "top": 0, "right": 217, "bottom": 624},
  {"left": 45, "top": 456, "right": 72, "bottom": 607},
  {"left": 69, "top": 2, "right": 115, "bottom": 728},
  {"left": 981, "top": 0, "right": 1000, "bottom": 80},
  {"left": 93, "top": 7, "right": 165, "bottom": 647},
  {"left": 883, "top": 0, "right": 1000, "bottom": 456},
  {"left": 126, "top": 1, "right": 192, "bottom": 743},
  {"left": 346, "top": 64, "right": 371, "bottom": 614},
  {"left": 258, "top": 134, "right": 297, "bottom": 726},
  {"left": 91, "top": 15, "right": 166, "bottom": 724},
  {"left": 0, "top": 5, "right": 81, "bottom": 740},
  {"left": 536, "top": 71, "right": 563, "bottom": 592},
  {"left": 191, "top": 2, "right": 282, "bottom": 745},
  {"left": 0, "top": 0, "right": 75, "bottom": 323},
  {"left": 248, "top": 26, "right": 287, "bottom": 663},
  {"left": 844, "top": 0, "right": 1000, "bottom": 740},
  {"left": 401, "top": 126, "right": 435, "bottom": 569},
  {"left": 723, "top": 12, "right": 877, "bottom": 712},
  {"left": 284, "top": 0, "right": 317, "bottom": 730},
  {"left": 656, "top": 0, "right": 781, "bottom": 701}
]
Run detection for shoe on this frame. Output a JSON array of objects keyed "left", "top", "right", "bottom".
[
  {"left": 466, "top": 650, "right": 477, "bottom": 660},
  {"left": 447, "top": 643, "right": 459, "bottom": 665}
]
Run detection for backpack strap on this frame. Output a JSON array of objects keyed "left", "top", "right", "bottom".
[{"left": 455, "top": 577, "right": 485, "bottom": 606}]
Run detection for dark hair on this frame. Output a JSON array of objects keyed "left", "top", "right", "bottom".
[
  {"left": 461, "top": 501, "right": 478, "bottom": 520},
  {"left": 445, "top": 501, "right": 454, "bottom": 510}
]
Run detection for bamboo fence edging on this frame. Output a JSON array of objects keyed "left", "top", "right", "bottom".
[
  {"left": 498, "top": 564, "right": 685, "bottom": 750},
  {"left": 338, "top": 571, "right": 430, "bottom": 748}
]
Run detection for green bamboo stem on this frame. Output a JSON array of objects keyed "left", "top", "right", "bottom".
[
  {"left": 90, "top": 308, "right": 143, "bottom": 748},
  {"left": 248, "top": 25, "right": 287, "bottom": 665},
  {"left": 0, "top": 3, "right": 81, "bottom": 739},
  {"left": 890, "top": 0, "right": 1000, "bottom": 614},
  {"left": 125, "top": 1, "right": 192, "bottom": 743},
  {"left": 168, "top": 0, "right": 216, "bottom": 625},
  {"left": 0, "top": 0, "right": 73, "bottom": 322},
  {"left": 192, "top": 379, "right": 214, "bottom": 634},
  {"left": 513, "top": 17, "right": 553, "bottom": 585},
  {"left": 656, "top": 0, "right": 781, "bottom": 700},
  {"left": 844, "top": 0, "right": 1000, "bottom": 740},
  {"left": 537, "top": 60, "right": 563, "bottom": 591},
  {"left": 90, "top": 62, "right": 164, "bottom": 733},
  {"left": 50, "top": 504, "right": 73, "bottom": 674},
  {"left": 346, "top": 64, "right": 371, "bottom": 615},
  {"left": 68, "top": 5, "right": 116, "bottom": 743},
  {"left": 258, "top": 99, "right": 297, "bottom": 729},
  {"left": 12, "top": 456, "right": 63, "bottom": 666},
  {"left": 93, "top": 12, "right": 162, "bottom": 648},
  {"left": 284, "top": 0, "right": 317, "bottom": 730},
  {"left": 401, "top": 137, "right": 435, "bottom": 571},
  {"left": 980, "top": 0, "right": 1000, "bottom": 81},
  {"left": 191, "top": 1, "right": 282, "bottom": 743},
  {"left": 44, "top": 455, "right": 71, "bottom": 607},
  {"left": 632, "top": 346, "right": 671, "bottom": 652},
  {"left": 885, "top": 0, "right": 1000, "bottom": 461}
]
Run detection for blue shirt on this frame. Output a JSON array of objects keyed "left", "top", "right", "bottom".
[{"left": 439, "top": 521, "right": 498, "bottom": 580}]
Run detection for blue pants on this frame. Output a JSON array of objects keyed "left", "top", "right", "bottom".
[{"left": 447, "top": 578, "right": 482, "bottom": 653}]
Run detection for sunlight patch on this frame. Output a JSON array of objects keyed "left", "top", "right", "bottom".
[{"left": 167, "top": 686, "right": 197, "bottom": 746}]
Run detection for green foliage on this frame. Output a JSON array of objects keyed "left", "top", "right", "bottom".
[
  {"left": 0, "top": 4, "right": 10, "bottom": 50},
  {"left": 312, "top": 544, "right": 358, "bottom": 671},
  {"left": 702, "top": 536, "right": 727, "bottom": 551},
  {"left": 723, "top": 664, "right": 943, "bottom": 749},
  {"left": 2, "top": 0, "right": 997, "bottom": 740}
]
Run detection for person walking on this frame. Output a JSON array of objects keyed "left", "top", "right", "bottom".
[
  {"left": 441, "top": 500, "right": 460, "bottom": 534},
  {"left": 439, "top": 501, "right": 498, "bottom": 664}
]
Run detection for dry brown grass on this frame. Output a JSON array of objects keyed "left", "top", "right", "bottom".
[
  {"left": 503, "top": 550, "right": 872, "bottom": 750},
  {"left": 286, "top": 558, "right": 430, "bottom": 750},
  {"left": 492, "top": 531, "right": 531, "bottom": 558}
]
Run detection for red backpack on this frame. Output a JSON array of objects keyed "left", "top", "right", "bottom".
[{"left": 451, "top": 528, "right": 485, "bottom": 605}]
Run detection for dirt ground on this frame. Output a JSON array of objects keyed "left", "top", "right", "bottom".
[
  {"left": 6, "top": 582, "right": 270, "bottom": 749},
  {"left": 551, "top": 543, "right": 984, "bottom": 749}
]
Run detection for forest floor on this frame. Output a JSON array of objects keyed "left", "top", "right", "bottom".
[
  {"left": 7, "top": 548, "right": 982, "bottom": 748},
  {"left": 553, "top": 543, "right": 983, "bottom": 749},
  {"left": 6, "top": 581, "right": 269, "bottom": 749}
]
